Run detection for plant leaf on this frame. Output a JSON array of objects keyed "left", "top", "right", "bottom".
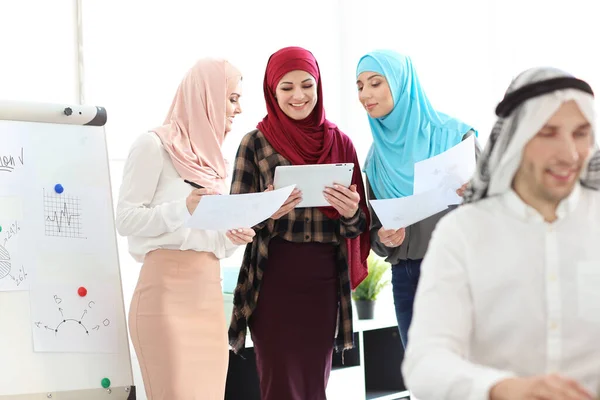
[{"left": 352, "top": 251, "right": 391, "bottom": 301}]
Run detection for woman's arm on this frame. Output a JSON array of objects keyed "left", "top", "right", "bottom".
[{"left": 116, "top": 133, "right": 188, "bottom": 237}]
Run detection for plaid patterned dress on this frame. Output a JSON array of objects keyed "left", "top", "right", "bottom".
[{"left": 228, "top": 129, "right": 366, "bottom": 354}]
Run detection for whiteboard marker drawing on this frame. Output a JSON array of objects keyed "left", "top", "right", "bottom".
[
  {"left": 0, "top": 244, "right": 10, "bottom": 279},
  {"left": 33, "top": 293, "right": 111, "bottom": 337},
  {"left": 0, "top": 146, "right": 24, "bottom": 173},
  {"left": 0, "top": 221, "right": 28, "bottom": 289},
  {"left": 43, "top": 189, "right": 86, "bottom": 239}
]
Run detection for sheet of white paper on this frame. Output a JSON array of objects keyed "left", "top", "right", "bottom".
[
  {"left": 370, "top": 189, "right": 449, "bottom": 230},
  {"left": 413, "top": 135, "right": 476, "bottom": 205},
  {"left": 30, "top": 282, "right": 118, "bottom": 353},
  {"left": 0, "top": 121, "right": 33, "bottom": 187},
  {"left": 26, "top": 185, "right": 113, "bottom": 255},
  {"left": 0, "top": 195, "right": 33, "bottom": 291},
  {"left": 186, "top": 185, "right": 296, "bottom": 231}
]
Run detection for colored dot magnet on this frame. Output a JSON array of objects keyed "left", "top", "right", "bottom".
[
  {"left": 54, "top": 184, "right": 64, "bottom": 194},
  {"left": 0, "top": 225, "right": 2, "bottom": 233},
  {"left": 78, "top": 287, "right": 87, "bottom": 297},
  {"left": 101, "top": 378, "right": 111, "bottom": 389}
]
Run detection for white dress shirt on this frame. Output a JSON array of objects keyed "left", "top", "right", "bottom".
[
  {"left": 116, "top": 132, "right": 238, "bottom": 262},
  {"left": 403, "top": 184, "right": 600, "bottom": 400}
]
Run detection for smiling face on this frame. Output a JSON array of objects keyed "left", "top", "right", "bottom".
[
  {"left": 513, "top": 100, "right": 593, "bottom": 215},
  {"left": 224, "top": 77, "right": 242, "bottom": 135},
  {"left": 274, "top": 70, "right": 318, "bottom": 120},
  {"left": 356, "top": 71, "right": 394, "bottom": 119}
]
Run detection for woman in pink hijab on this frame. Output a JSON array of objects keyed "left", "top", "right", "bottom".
[{"left": 116, "top": 59, "right": 254, "bottom": 399}]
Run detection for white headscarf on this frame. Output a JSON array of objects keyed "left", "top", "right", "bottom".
[{"left": 463, "top": 67, "right": 599, "bottom": 204}]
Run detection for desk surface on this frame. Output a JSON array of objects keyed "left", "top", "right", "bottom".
[{"left": 355, "top": 311, "right": 397, "bottom": 333}]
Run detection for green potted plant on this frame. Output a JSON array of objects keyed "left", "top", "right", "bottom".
[{"left": 352, "top": 252, "right": 391, "bottom": 320}]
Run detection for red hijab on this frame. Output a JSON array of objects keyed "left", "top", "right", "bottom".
[{"left": 258, "top": 46, "right": 370, "bottom": 289}]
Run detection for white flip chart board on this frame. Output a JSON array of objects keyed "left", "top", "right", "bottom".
[{"left": 0, "top": 101, "right": 135, "bottom": 399}]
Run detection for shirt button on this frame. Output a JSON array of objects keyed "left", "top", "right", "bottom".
[
  {"left": 305, "top": 218, "right": 310, "bottom": 223},
  {"left": 549, "top": 274, "right": 557, "bottom": 281},
  {"left": 305, "top": 234, "right": 310, "bottom": 240},
  {"left": 550, "top": 321, "right": 558, "bottom": 330}
]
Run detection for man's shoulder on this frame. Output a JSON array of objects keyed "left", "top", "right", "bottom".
[
  {"left": 581, "top": 186, "right": 600, "bottom": 207},
  {"left": 451, "top": 196, "right": 498, "bottom": 219},
  {"left": 435, "top": 197, "right": 499, "bottom": 234}
]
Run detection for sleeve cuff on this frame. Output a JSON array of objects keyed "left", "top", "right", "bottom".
[
  {"left": 216, "top": 233, "right": 240, "bottom": 259},
  {"left": 162, "top": 198, "right": 189, "bottom": 232},
  {"left": 252, "top": 219, "right": 269, "bottom": 231},
  {"left": 340, "top": 208, "right": 361, "bottom": 225},
  {"left": 468, "top": 369, "right": 516, "bottom": 400}
]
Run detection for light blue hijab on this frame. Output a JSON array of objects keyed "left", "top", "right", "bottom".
[{"left": 357, "top": 50, "right": 476, "bottom": 199}]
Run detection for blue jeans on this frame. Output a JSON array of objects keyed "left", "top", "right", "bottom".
[{"left": 391, "top": 259, "right": 422, "bottom": 348}]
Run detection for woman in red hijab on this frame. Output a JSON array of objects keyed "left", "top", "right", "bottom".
[{"left": 228, "top": 47, "right": 370, "bottom": 400}]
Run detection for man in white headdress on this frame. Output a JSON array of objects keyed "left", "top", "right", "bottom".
[{"left": 402, "top": 67, "right": 600, "bottom": 400}]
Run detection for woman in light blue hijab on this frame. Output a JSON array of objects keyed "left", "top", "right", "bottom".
[{"left": 356, "top": 49, "right": 479, "bottom": 348}]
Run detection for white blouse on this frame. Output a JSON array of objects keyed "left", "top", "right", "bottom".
[
  {"left": 116, "top": 132, "right": 238, "bottom": 263},
  {"left": 403, "top": 184, "right": 600, "bottom": 399}
]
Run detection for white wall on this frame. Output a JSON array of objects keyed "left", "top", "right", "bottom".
[
  {"left": 80, "top": 0, "right": 344, "bottom": 162},
  {"left": 2, "top": 1, "right": 600, "bottom": 398},
  {"left": 338, "top": 0, "right": 600, "bottom": 162},
  {"left": 0, "top": 1, "right": 77, "bottom": 103}
]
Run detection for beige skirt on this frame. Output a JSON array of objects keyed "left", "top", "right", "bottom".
[{"left": 129, "top": 249, "right": 228, "bottom": 400}]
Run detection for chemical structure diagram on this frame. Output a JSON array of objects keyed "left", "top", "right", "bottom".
[{"left": 33, "top": 292, "right": 111, "bottom": 337}]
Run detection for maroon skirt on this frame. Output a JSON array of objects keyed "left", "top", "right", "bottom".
[{"left": 249, "top": 236, "right": 338, "bottom": 400}]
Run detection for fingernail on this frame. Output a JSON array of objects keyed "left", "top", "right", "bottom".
[{"left": 238, "top": 229, "right": 243, "bottom": 233}]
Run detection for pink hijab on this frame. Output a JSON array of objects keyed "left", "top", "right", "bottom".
[{"left": 153, "top": 59, "right": 241, "bottom": 193}]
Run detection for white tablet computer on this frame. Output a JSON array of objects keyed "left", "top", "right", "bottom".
[{"left": 273, "top": 163, "right": 354, "bottom": 208}]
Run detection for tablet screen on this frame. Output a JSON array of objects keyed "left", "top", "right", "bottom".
[{"left": 273, "top": 163, "right": 354, "bottom": 208}]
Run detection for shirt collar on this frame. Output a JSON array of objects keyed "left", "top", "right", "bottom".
[{"left": 501, "top": 183, "right": 581, "bottom": 223}]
